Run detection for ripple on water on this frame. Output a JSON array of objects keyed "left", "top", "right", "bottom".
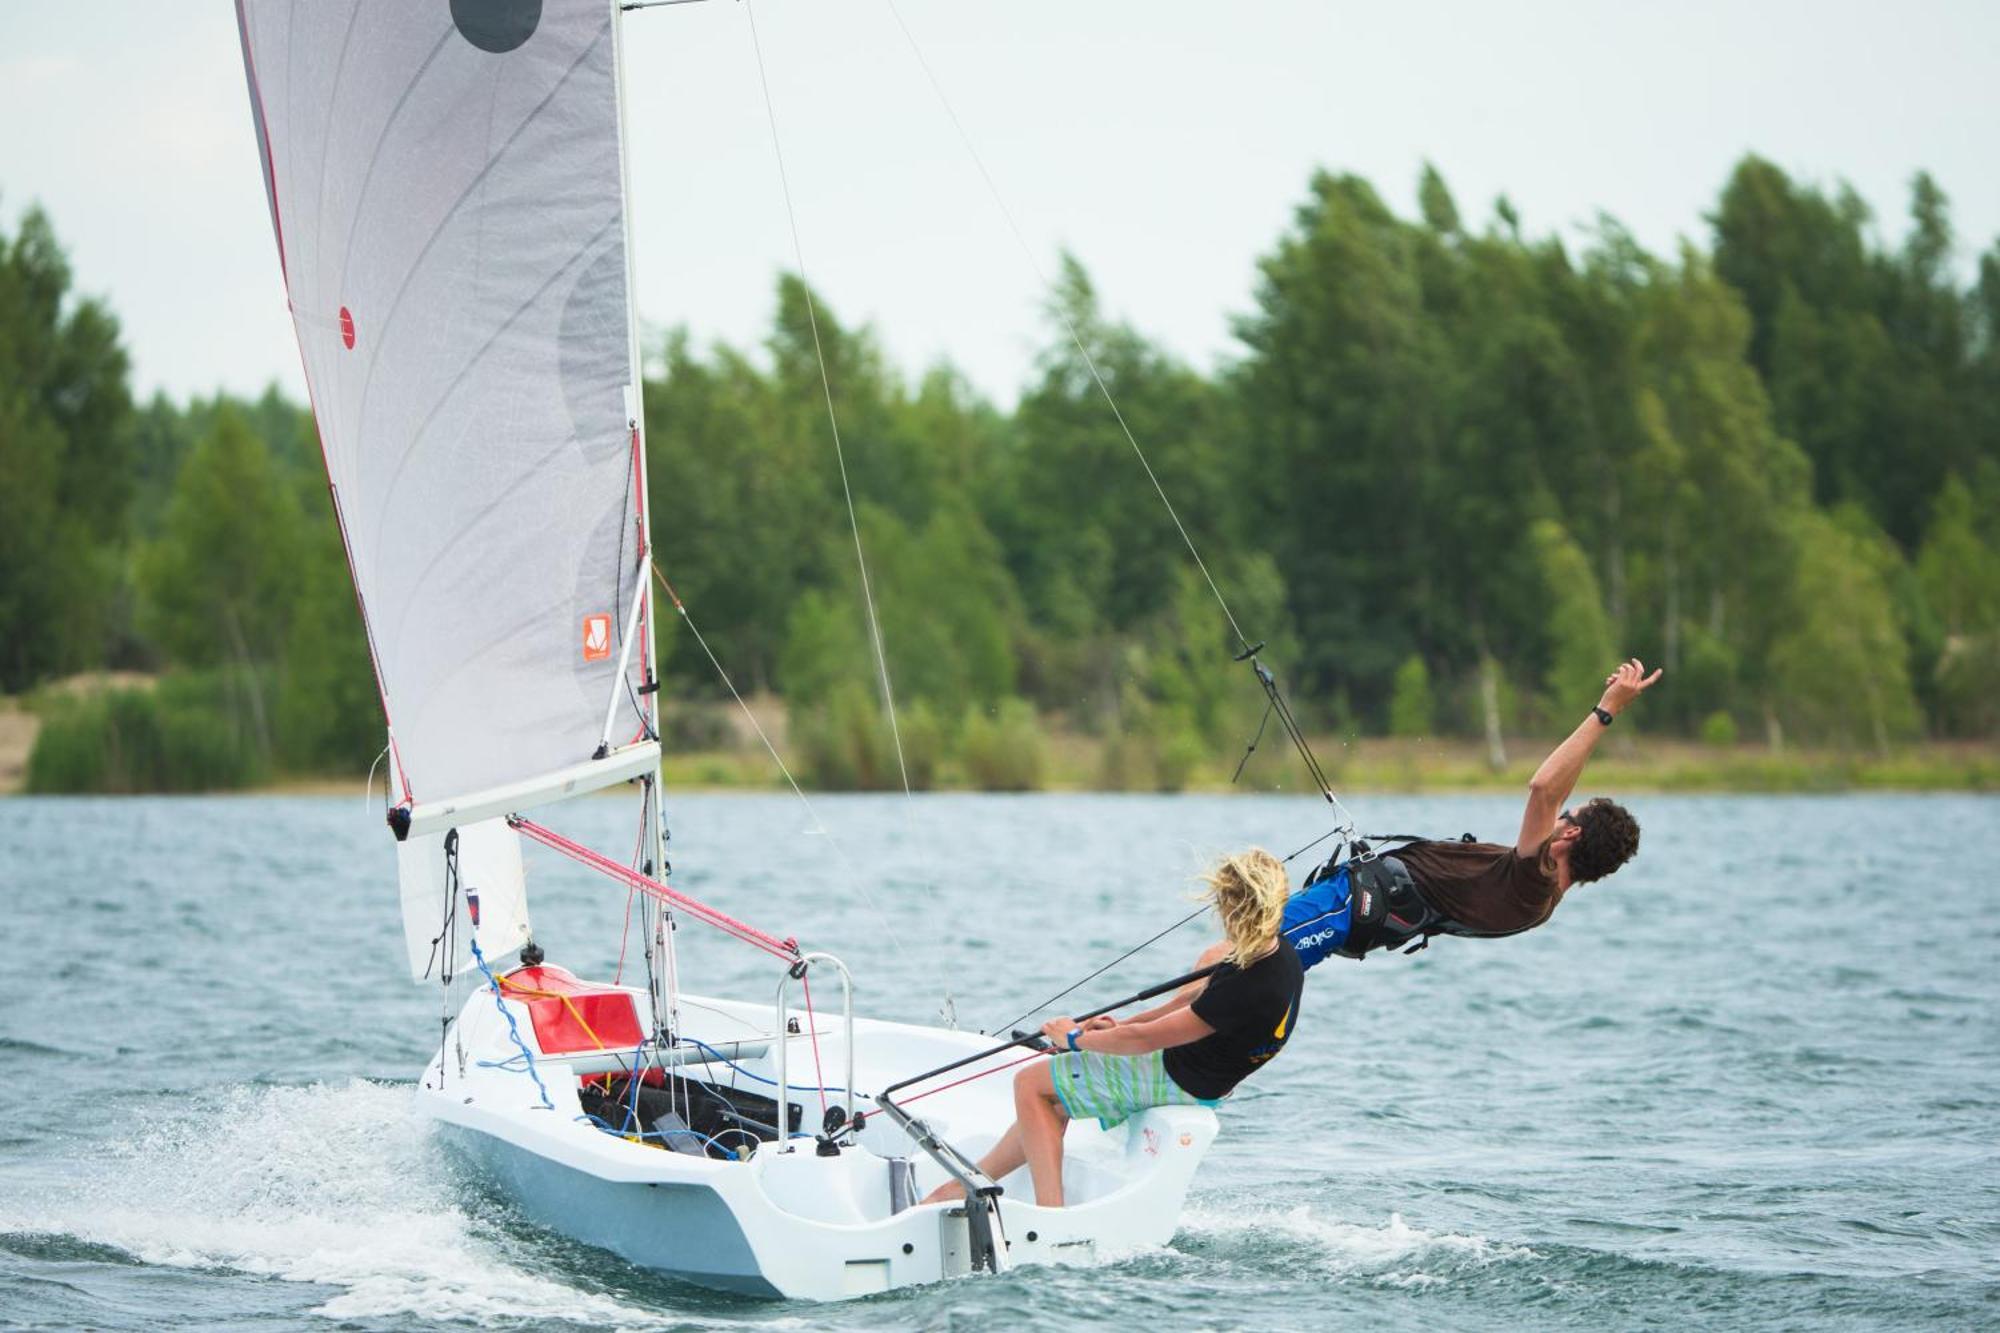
[{"left": 1, "top": 792, "right": 1996, "bottom": 1330}]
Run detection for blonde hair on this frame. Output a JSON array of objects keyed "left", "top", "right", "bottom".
[{"left": 1201, "top": 847, "right": 1289, "bottom": 965}]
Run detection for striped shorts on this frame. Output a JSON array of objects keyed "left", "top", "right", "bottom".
[{"left": 1048, "top": 1049, "right": 1220, "bottom": 1130}]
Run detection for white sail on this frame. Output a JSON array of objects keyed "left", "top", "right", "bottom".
[
  {"left": 397, "top": 817, "right": 532, "bottom": 983},
  {"left": 236, "top": 0, "right": 652, "bottom": 808}
]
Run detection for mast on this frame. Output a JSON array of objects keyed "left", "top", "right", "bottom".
[{"left": 610, "top": 0, "right": 676, "bottom": 1045}]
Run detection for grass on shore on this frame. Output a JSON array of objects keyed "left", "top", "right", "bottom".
[
  {"left": 6, "top": 675, "right": 1995, "bottom": 795},
  {"left": 654, "top": 733, "right": 1997, "bottom": 795}
]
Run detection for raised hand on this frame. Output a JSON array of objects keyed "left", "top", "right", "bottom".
[{"left": 1598, "top": 658, "right": 1664, "bottom": 716}]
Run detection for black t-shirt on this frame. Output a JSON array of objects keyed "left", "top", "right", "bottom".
[{"left": 1161, "top": 940, "right": 1304, "bottom": 1101}]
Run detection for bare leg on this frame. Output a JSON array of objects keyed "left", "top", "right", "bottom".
[
  {"left": 1014, "top": 1060, "right": 1070, "bottom": 1207},
  {"left": 921, "top": 1123, "right": 1026, "bottom": 1205},
  {"left": 920, "top": 1062, "right": 1072, "bottom": 1206}
]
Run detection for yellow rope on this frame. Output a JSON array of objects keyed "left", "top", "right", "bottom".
[{"left": 495, "top": 973, "right": 631, "bottom": 1090}]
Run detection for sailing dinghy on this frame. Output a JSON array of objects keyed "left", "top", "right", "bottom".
[{"left": 235, "top": 0, "right": 1220, "bottom": 1301}]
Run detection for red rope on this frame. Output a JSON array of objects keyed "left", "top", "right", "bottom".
[
  {"left": 613, "top": 816, "right": 648, "bottom": 984},
  {"left": 801, "top": 972, "right": 830, "bottom": 1119},
  {"left": 510, "top": 817, "right": 798, "bottom": 962},
  {"left": 899, "top": 1050, "right": 1046, "bottom": 1107},
  {"left": 612, "top": 882, "right": 638, "bottom": 983}
]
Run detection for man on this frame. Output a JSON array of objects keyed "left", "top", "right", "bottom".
[{"left": 1283, "top": 658, "right": 1662, "bottom": 964}]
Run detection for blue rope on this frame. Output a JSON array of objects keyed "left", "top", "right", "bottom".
[
  {"left": 574, "top": 1112, "right": 738, "bottom": 1160},
  {"left": 469, "top": 937, "right": 554, "bottom": 1111},
  {"left": 620, "top": 1044, "right": 645, "bottom": 1136},
  {"left": 685, "top": 1038, "right": 856, "bottom": 1096}
]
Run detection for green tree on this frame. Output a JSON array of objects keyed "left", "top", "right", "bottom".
[
  {"left": 1711, "top": 159, "right": 1980, "bottom": 546},
  {"left": 1002, "top": 256, "right": 1237, "bottom": 640},
  {"left": 0, "top": 205, "right": 134, "bottom": 688},
  {"left": 275, "top": 512, "right": 381, "bottom": 772},
  {"left": 1767, "top": 511, "right": 1922, "bottom": 750},
  {"left": 1234, "top": 173, "right": 1441, "bottom": 717},
  {"left": 1916, "top": 475, "right": 2000, "bottom": 636},
  {"left": 1916, "top": 476, "right": 2000, "bottom": 738},
  {"left": 1388, "top": 655, "right": 1435, "bottom": 737},
  {"left": 136, "top": 405, "right": 303, "bottom": 753},
  {"left": 1530, "top": 519, "right": 1615, "bottom": 716}
]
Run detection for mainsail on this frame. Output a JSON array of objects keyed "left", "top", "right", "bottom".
[{"left": 236, "top": 0, "right": 655, "bottom": 813}]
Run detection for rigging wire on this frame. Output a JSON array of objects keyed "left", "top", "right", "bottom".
[
  {"left": 880, "top": 0, "right": 1358, "bottom": 841},
  {"left": 867, "top": 9, "right": 1386, "bottom": 1030},
  {"left": 650, "top": 562, "right": 939, "bottom": 998},
  {"left": 879, "top": 0, "right": 1249, "bottom": 654},
  {"left": 990, "top": 903, "right": 1208, "bottom": 1036},
  {"left": 742, "top": 0, "right": 958, "bottom": 1024}
]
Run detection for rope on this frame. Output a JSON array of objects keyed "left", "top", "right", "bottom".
[
  {"left": 684, "top": 1037, "right": 854, "bottom": 1097},
  {"left": 510, "top": 815, "right": 799, "bottom": 962},
  {"left": 363, "top": 743, "right": 388, "bottom": 812},
  {"left": 800, "top": 971, "right": 830, "bottom": 1120},
  {"left": 898, "top": 1049, "right": 1045, "bottom": 1107},
  {"left": 469, "top": 937, "right": 554, "bottom": 1111},
  {"left": 650, "top": 562, "right": 947, "bottom": 1011},
  {"left": 613, "top": 881, "right": 639, "bottom": 984},
  {"left": 990, "top": 905, "right": 1208, "bottom": 1036},
  {"left": 880, "top": 0, "right": 1249, "bottom": 652},
  {"left": 741, "top": 2, "right": 958, "bottom": 1026},
  {"left": 614, "top": 808, "right": 648, "bottom": 986},
  {"left": 577, "top": 1111, "right": 737, "bottom": 1159},
  {"left": 743, "top": 0, "right": 912, "bottom": 798},
  {"left": 491, "top": 972, "right": 619, "bottom": 1093},
  {"left": 984, "top": 825, "right": 1359, "bottom": 1037},
  {"left": 878, "top": 2, "right": 1365, "bottom": 835}
]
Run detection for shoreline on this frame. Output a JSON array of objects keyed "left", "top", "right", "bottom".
[{"left": 6, "top": 736, "right": 1993, "bottom": 797}]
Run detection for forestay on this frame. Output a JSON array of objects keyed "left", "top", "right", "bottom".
[{"left": 236, "top": 0, "right": 651, "bottom": 808}]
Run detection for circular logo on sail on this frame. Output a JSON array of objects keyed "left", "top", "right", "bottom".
[
  {"left": 452, "top": 0, "right": 542, "bottom": 54},
  {"left": 339, "top": 306, "right": 356, "bottom": 349}
]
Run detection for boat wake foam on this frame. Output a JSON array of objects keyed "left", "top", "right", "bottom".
[
  {"left": 0, "top": 1079, "right": 797, "bottom": 1328},
  {"left": 1180, "top": 1203, "right": 1536, "bottom": 1287}
]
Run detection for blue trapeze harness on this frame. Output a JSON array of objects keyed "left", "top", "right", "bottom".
[{"left": 1280, "top": 839, "right": 1533, "bottom": 969}]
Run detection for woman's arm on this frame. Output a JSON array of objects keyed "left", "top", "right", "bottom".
[
  {"left": 1041, "top": 1005, "right": 1214, "bottom": 1056},
  {"left": 1112, "top": 941, "right": 1231, "bottom": 1027}
]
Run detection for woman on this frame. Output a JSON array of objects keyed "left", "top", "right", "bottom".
[{"left": 926, "top": 848, "right": 1304, "bottom": 1209}]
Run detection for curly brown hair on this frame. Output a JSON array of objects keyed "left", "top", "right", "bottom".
[{"left": 1568, "top": 797, "right": 1640, "bottom": 883}]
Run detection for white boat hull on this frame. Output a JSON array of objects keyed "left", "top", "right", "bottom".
[{"left": 419, "top": 977, "right": 1218, "bottom": 1301}]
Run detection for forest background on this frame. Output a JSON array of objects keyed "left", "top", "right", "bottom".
[{"left": 4, "top": 155, "right": 1998, "bottom": 795}]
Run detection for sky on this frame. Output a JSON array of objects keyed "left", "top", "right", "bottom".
[{"left": 1, "top": 0, "right": 1996, "bottom": 410}]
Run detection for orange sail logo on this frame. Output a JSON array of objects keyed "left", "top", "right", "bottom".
[{"left": 582, "top": 613, "right": 612, "bottom": 662}]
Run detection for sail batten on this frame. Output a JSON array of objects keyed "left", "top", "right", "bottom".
[{"left": 238, "top": 0, "right": 651, "bottom": 806}]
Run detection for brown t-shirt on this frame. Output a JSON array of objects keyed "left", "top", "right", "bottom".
[{"left": 1393, "top": 839, "right": 1565, "bottom": 936}]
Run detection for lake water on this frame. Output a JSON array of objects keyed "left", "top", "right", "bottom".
[{"left": 1, "top": 792, "right": 1996, "bottom": 1329}]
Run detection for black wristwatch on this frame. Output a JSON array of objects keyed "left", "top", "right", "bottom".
[{"left": 1592, "top": 706, "right": 1614, "bottom": 726}]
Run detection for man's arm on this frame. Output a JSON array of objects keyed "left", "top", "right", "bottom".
[{"left": 1516, "top": 658, "right": 1663, "bottom": 857}]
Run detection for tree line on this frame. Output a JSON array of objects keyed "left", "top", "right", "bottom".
[{"left": 6, "top": 154, "right": 1998, "bottom": 792}]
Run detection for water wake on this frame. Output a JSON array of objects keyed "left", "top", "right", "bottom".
[
  {"left": 0, "top": 1079, "right": 734, "bottom": 1329},
  {"left": 1181, "top": 1203, "right": 1536, "bottom": 1287}
]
